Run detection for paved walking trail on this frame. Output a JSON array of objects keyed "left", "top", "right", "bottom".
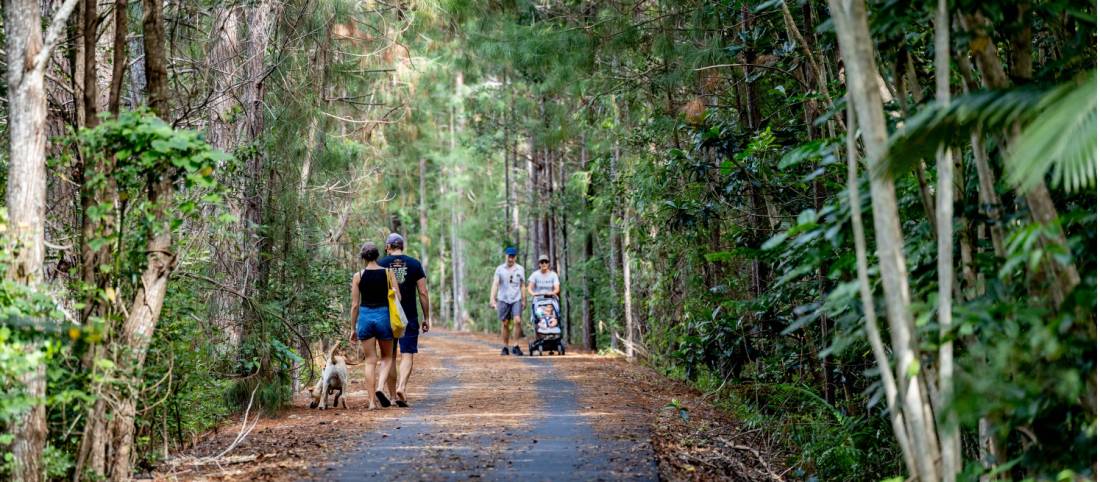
[
  {"left": 159, "top": 330, "right": 779, "bottom": 481},
  {"left": 329, "top": 333, "right": 656, "bottom": 481}
]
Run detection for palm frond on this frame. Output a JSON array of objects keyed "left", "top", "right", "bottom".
[
  {"left": 878, "top": 88, "right": 1044, "bottom": 179},
  {"left": 879, "top": 71, "right": 1097, "bottom": 193},
  {"left": 1005, "top": 71, "right": 1097, "bottom": 193}
]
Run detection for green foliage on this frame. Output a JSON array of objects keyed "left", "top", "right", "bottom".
[
  {"left": 0, "top": 208, "right": 68, "bottom": 478},
  {"left": 882, "top": 70, "right": 1097, "bottom": 193},
  {"left": 1005, "top": 71, "right": 1097, "bottom": 193}
]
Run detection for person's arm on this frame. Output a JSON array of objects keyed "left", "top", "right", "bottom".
[
  {"left": 527, "top": 278, "right": 537, "bottom": 297},
  {"left": 417, "top": 277, "right": 431, "bottom": 332},
  {"left": 489, "top": 269, "right": 499, "bottom": 308},
  {"left": 349, "top": 272, "right": 361, "bottom": 341},
  {"left": 520, "top": 270, "right": 527, "bottom": 308},
  {"left": 551, "top": 275, "right": 561, "bottom": 297}
]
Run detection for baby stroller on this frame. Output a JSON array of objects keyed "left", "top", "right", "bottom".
[{"left": 528, "top": 296, "right": 565, "bottom": 356}]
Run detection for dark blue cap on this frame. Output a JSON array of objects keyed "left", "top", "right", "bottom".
[{"left": 504, "top": 247, "right": 518, "bottom": 256}]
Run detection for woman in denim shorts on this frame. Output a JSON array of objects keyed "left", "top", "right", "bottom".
[{"left": 350, "top": 242, "right": 396, "bottom": 409}]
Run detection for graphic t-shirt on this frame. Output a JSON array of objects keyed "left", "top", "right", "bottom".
[
  {"left": 378, "top": 254, "right": 426, "bottom": 326},
  {"left": 494, "top": 263, "right": 525, "bottom": 303},
  {"left": 527, "top": 270, "right": 560, "bottom": 296}
]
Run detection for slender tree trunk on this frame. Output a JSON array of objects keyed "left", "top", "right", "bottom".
[
  {"left": 504, "top": 76, "right": 514, "bottom": 244},
  {"left": 608, "top": 97, "right": 622, "bottom": 330},
  {"left": 419, "top": 157, "right": 429, "bottom": 267},
  {"left": 558, "top": 148, "right": 570, "bottom": 343},
  {"left": 107, "top": 0, "right": 128, "bottom": 115},
  {"left": 580, "top": 134, "right": 595, "bottom": 351},
  {"left": 623, "top": 207, "right": 634, "bottom": 357},
  {"left": 934, "top": 1, "right": 959, "bottom": 478},
  {"left": 828, "top": 0, "right": 941, "bottom": 479},
  {"left": 527, "top": 132, "right": 537, "bottom": 269},
  {"left": 846, "top": 95, "right": 917, "bottom": 476},
  {"left": 82, "top": 0, "right": 99, "bottom": 127}
]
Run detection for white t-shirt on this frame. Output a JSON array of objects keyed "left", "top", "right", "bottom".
[
  {"left": 494, "top": 264, "right": 525, "bottom": 303},
  {"left": 528, "top": 270, "right": 560, "bottom": 296}
]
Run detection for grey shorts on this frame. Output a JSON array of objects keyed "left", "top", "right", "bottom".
[{"left": 497, "top": 301, "right": 522, "bottom": 321}]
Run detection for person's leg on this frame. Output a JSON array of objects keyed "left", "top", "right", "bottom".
[
  {"left": 386, "top": 341, "right": 397, "bottom": 397},
  {"left": 395, "top": 333, "right": 418, "bottom": 402},
  {"left": 499, "top": 302, "right": 511, "bottom": 351},
  {"left": 360, "top": 339, "right": 379, "bottom": 410},
  {"left": 376, "top": 339, "right": 394, "bottom": 396},
  {"left": 511, "top": 302, "right": 524, "bottom": 355},
  {"left": 396, "top": 353, "right": 414, "bottom": 398}
]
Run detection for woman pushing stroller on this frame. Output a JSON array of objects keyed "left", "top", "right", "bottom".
[{"left": 527, "top": 254, "right": 565, "bottom": 355}]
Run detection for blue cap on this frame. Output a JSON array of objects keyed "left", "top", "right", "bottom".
[
  {"left": 504, "top": 247, "right": 518, "bottom": 256},
  {"left": 385, "top": 233, "right": 404, "bottom": 247}
]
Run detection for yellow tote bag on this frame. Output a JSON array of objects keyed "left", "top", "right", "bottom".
[{"left": 386, "top": 269, "right": 408, "bottom": 338}]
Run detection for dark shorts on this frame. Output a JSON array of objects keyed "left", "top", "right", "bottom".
[
  {"left": 398, "top": 321, "right": 419, "bottom": 354},
  {"left": 356, "top": 306, "right": 393, "bottom": 341},
  {"left": 497, "top": 301, "right": 522, "bottom": 321},
  {"left": 399, "top": 334, "right": 419, "bottom": 354}
]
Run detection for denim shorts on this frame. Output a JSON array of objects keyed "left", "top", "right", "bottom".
[{"left": 357, "top": 306, "right": 393, "bottom": 341}]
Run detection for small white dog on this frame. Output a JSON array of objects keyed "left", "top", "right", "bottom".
[{"left": 308, "top": 344, "right": 351, "bottom": 410}]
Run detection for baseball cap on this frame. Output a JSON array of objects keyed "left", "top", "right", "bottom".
[
  {"left": 538, "top": 254, "right": 550, "bottom": 262},
  {"left": 385, "top": 233, "right": 404, "bottom": 247},
  {"left": 504, "top": 247, "right": 518, "bottom": 256}
]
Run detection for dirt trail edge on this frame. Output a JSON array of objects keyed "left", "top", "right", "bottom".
[{"left": 159, "top": 330, "right": 782, "bottom": 481}]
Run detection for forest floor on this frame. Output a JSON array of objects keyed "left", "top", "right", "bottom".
[{"left": 153, "top": 331, "right": 786, "bottom": 481}]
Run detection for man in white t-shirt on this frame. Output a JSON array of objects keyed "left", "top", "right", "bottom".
[
  {"left": 490, "top": 247, "right": 526, "bottom": 356},
  {"left": 527, "top": 253, "right": 560, "bottom": 300}
]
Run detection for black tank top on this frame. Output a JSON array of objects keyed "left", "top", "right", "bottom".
[{"left": 359, "top": 269, "right": 388, "bottom": 308}]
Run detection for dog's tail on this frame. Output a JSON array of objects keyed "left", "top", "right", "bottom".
[{"left": 325, "top": 342, "right": 339, "bottom": 364}]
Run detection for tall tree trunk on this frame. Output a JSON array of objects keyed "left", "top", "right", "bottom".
[
  {"left": 82, "top": 0, "right": 99, "bottom": 127},
  {"left": 73, "top": 1, "right": 123, "bottom": 472},
  {"left": 204, "top": 6, "right": 244, "bottom": 346},
  {"left": 846, "top": 95, "right": 917, "bottom": 476},
  {"left": 449, "top": 72, "right": 468, "bottom": 329},
  {"left": 3, "top": 1, "right": 79, "bottom": 480},
  {"left": 526, "top": 132, "right": 537, "bottom": 269},
  {"left": 580, "top": 135, "right": 595, "bottom": 351},
  {"left": 107, "top": 0, "right": 128, "bottom": 115},
  {"left": 828, "top": 0, "right": 941, "bottom": 479},
  {"left": 104, "top": 1, "right": 173, "bottom": 479},
  {"left": 508, "top": 81, "right": 521, "bottom": 243},
  {"left": 934, "top": 1, "right": 959, "bottom": 478},
  {"left": 504, "top": 76, "right": 514, "bottom": 244},
  {"left": 608, "top": 97, "right": 622, "bottom": 331},
  {"left": 239, "top": 0, "right": 280, "bottom": 335},
  {"left": 622, "top": 207, "right": 634, "bottom": 357},
  {"left": 419, "top": 157, "right": 429, "bottom": 267}
]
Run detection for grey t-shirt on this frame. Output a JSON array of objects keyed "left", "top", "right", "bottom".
[
  {"left": 494, "top": 264, "right": 525, "bottom": 303},
  {"left": 528, "top": 270, "right": 560, "bottom": 296}
]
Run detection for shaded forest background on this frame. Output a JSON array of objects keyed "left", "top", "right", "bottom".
[{"left": 0, "top": 0, "right": 1095, "bottom": 480}]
